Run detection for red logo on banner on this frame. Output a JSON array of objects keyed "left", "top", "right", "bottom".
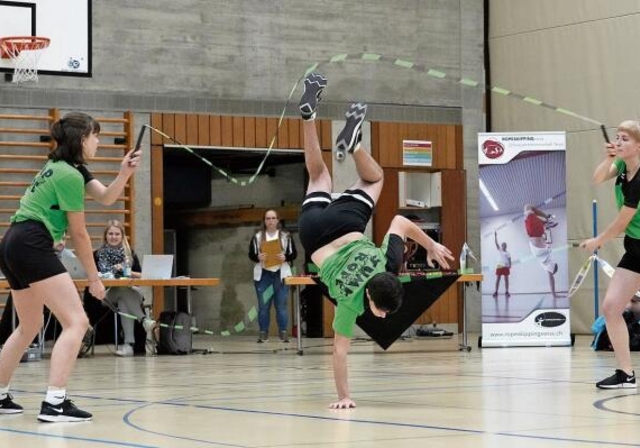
[{"left": 482, "top": 140, "right": 505, "bottom": 159}]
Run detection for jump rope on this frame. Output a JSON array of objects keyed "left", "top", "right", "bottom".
[{"left": 99, "top": 53, "right": 618, "bottom": 351}]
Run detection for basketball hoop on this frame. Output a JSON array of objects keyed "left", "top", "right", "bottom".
[{"left": 0, "top": 36, "right": 50, "bottom": 83}]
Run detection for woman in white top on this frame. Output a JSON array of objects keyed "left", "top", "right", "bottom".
[
  {"left": 493, "top": 231, "right": 511, "bottom": 297},
  {"left": 248, "top": 210, "right": 297, "bottom": 342}
]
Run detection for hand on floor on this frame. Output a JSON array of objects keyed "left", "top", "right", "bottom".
[{"left": 329, "top": 398, "right": 356, "bottom": 409}]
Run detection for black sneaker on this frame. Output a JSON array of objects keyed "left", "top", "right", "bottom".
[
  {"left": 257, "top": 331, "right": 268, "bottom": 343},
  {"left": 596, "top": 369, "right": 637, "bottom": 389},
  {"left": 38, "top": 399, "right": 92, "bottom": 422},
  {"left": 335, "top": 103, "right": 367, "bottom": 160},
  {"left": 299, "top": 72, "right": 327, "bottom": 121},
  {"left": 0, "top": 394, "right": 23, "bottom": 414},
  {"left": 279, "top": 331, "right": 290, "bottom": 343}
]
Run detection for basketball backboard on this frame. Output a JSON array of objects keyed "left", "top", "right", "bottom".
[{"left": 0, "top": 0, "right": 91, "bottom": 77}]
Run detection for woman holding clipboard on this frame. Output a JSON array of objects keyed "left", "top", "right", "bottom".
[{"left": 248, "top": 210, "right": 297, "bottom": 343}]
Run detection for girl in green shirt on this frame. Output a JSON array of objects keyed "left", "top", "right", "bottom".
[
  {"left": 0, "top": 112, "right": 141, "bottom": 421},
  {"left": 581, "top": 120, "right": 640, "bottom": 389}
]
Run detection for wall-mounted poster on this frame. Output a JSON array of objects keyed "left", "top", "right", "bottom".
[{"left": 403, "top": 140, "right": 432, "bottom": 167}]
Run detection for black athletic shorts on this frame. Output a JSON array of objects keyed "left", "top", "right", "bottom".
[
  {"left": 299, "top": 189, "right": 375, "bottom": 256},
  {"left": 618, "top": 235, "right": 640, "bottom": 275},
  {"left": 0, "top": 220, "right": 66, "bottom": 290}
]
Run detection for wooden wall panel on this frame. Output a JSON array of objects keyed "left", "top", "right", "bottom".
[
  {"left": 299, "top": 120, "right": 305, "bottom": 150},
  {"left": 151, "top": 114, "right": 163, "bottom": 145},
  {"left": 441, "top": 169, "right": 467, "bottom": 328},
  {"left": 174, "top": 114, "right": 186, "bottom": 143},
  {"left": 321, "top": 150, "right": 333, "bottom": 176},
  {"left": 373, "top": 169, "right": 399, "bottom": 245},
  {"left": 150, "top": 115, "right": 325, "bottom": 151},
  {"left": 255, "top": 118, "right": 267, "bottom": 147},
  {"left": 244, "top": 117, "right": 256, "bottom": 147},
  {"left": 320, "top": 120, "right": 332, "bottom": 151},
  {"left": 277, "top": 118, "right": 289, "bottom": 148},
  {"left": 323, "top": 298, "right": 335, "bottom": 338},
  {"left": 197, "top": 114, "right": 210, "bottom": 146},
  {"left": 371, "top": 122, "right": 380, "bottom": 160},
  {"left": 220, "top": 117, "right": 233, "bottom": 147},
  {"left": 455, "top": 126, "right": 463, "bottom": 168},
  {"left": 186, "top": 114, "right": 199, "bottom": 146},
  {"left": 374, "top": 122, "right": 462, "bottom": 170},
  {"left": 288, "top": 119, "right": 300, "bottom": 149},
  {"left": 446, "top": 126, "right": 458, "bottom": 169},
  {"left": 209, "top": 116, "right": 221, "bottom": 146},
  {"left": 161, "top": 114, "right": 175, "bottom": 145},
  {"left": 381, "top": 122, "right": 399, "bottom": 166},
  {"left": 266, "top": 118, "right": 278, "bottom": 149},
  {"left": 150, "top": 141, "right": 165, "bottom": 316},
  {"left": 232, "top": 116, "right": 244, "bottom": 147}
]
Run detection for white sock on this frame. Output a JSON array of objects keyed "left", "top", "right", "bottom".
[
  {"left": 0, "top": 384, "right": 8, "bottom": 400},
  {"left": 45, "top": 387, "right": 66, "bottom": 405},
  {"left": 353, "top": 142, "right": 362, "bottom": 153}
]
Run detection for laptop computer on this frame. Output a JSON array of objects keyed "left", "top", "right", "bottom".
[
  {"left": 141, "top": 255, "right": 174, "bottom": 279},
  {"left": 60, "top": 250, "right": 88, "bottom": 279}
]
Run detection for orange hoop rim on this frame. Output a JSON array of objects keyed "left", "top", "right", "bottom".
[{"left": 0, "top": 36, "right": 50, "bottom": 58}]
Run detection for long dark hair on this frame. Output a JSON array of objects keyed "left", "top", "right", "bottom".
[{"left": 49, "top": 112, "right": 101, "bottom": 165}]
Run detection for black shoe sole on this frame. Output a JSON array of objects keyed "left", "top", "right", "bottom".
[
  {"left": 335, "top": 103, "right": 367, "bottom": 157},
  {"left": 299, "top": 73, "right": 327, "bottom": 119},
  {"left": 596, "top": 383, "right": 636, "bottom": 389}
]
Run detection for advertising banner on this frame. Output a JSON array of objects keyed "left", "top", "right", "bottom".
[{"left": 478, "top": 132, "right": 571, "bottom": 347}]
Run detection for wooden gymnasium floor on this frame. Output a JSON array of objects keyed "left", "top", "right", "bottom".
[{"left": 0, "top": 334, "right": 639, "bottom": 447}]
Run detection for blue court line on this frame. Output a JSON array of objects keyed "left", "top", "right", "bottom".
[
  {"left": 7, "top": 379, "right": 628, "bottom": 446},
  {"left": 14, "top": 369, "right": 590, "bottom": 408},
  {"left": 492, "top": 432, "right": 640, "bottom": 447},
  {"left": 0, "top": 427, "right": 158, "bottom": 448},
  {"left": 123, "top": 404, "right": 249, "bottom": 448},
  {"left": 594, "top": 394, "right": 640, "bottom": 418},
  {"left": 123, "top": 400, "right": 640, "bottom": 447}
]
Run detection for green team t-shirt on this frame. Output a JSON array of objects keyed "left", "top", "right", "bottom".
[
  {"left": 11, "top": 160, "right": 85, "bottom": 242},
  {"left": 613, "top": 158, "right": 640, "bottom": 239},
  {"left": 319, "top": 234, "right": 393, "bottom": 338}
]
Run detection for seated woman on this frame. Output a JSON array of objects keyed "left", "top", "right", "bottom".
[{"left": 94, "top": 220, "right": 154, "bottom": 356}]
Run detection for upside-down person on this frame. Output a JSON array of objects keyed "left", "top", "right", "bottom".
[
  {"left": 297, "top": 73, "right": 454, "bottom": 409},
  {"left": 524, "top": 203, "right": 559, "bottom": 297}
]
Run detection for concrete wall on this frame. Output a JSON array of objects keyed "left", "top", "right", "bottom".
[{"left": 0, "top": 0, "right": 486, "bottom": 334}]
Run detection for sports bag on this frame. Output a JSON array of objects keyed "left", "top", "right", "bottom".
[
  {"left": 156, "top": 311, "right": 192, "bottom": 355},
  {"left": 592, "top": 310, "right": 640, "bottom": 351}
]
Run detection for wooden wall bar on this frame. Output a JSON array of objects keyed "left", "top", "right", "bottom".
[
  {"left": 0, "top": 110, "right": 136, "bottom": 305},
  {"left": 0, "top": 110, "right": 136, "bottom": 246}
]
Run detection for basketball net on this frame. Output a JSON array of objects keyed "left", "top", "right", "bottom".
[{"left": 0, "top": 37, "right": 50, "bottom": 83}]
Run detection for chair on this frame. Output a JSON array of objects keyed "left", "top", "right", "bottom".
[{"left": 82, "top": 288, "right": 149, "bottom": 355}]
